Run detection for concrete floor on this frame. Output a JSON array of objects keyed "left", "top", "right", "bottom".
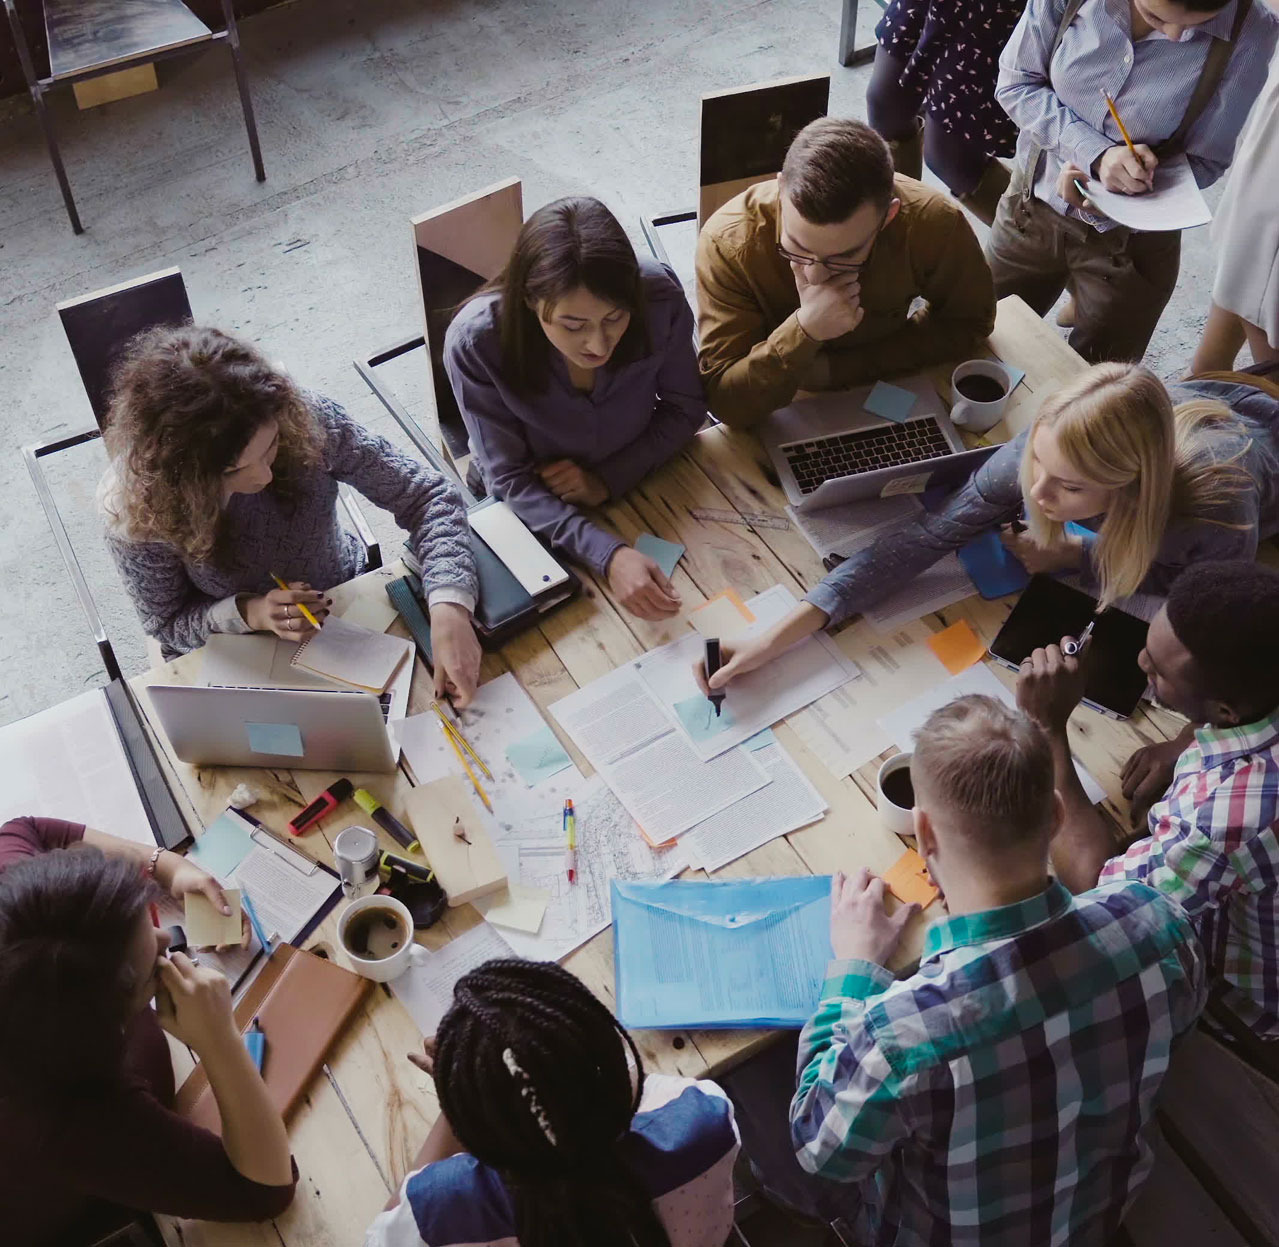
[{"left": 0, "top": 0, "right": 1229, "bottom": 727}]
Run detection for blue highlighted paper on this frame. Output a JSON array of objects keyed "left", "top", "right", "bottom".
[
  {"left": 674, "top": 694, "right": 736, "bottom": 742},
  {"left": 612, "top": 876, "right": 833, "bottom": 1028},
  {"left": 505, "top": 723, "right": 574, "bottom": 788},
  {"left": 246, "top": 721, "right": 304, "bottom": 757},
  {"left": 189, "top": 810, "right": 255, "bottom": 882},
  {"left": 864, "top": 381, "right": 918, "bottom": 423},
  {"left": 958, "top": 529, "right": 1030, "bottom": 599},
  {"left": 742, "top": 727, "right": 777, "bottom": 751},
  {"left": 635, "top": 533, "right": 685, "bottom": 578}
]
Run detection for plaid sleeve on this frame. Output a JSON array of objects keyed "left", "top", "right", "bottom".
[{"left": 789, "top": 959, "right": 912, "bottom": 1183}]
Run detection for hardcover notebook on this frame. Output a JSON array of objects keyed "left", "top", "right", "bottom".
[
  {"left": 290, "top": 615, "right": 411, "bottom": 692},
  {"left": 175, "top": 943, "right": 372, "bottom": 1129}
]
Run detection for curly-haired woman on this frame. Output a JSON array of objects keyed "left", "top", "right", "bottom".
[{"left": 99, "top": 326, "right": 483, "bottom": 704}]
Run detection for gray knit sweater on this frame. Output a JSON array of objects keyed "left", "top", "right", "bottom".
[{"left": 101, "top": 392, "right": 478, "bottom": 657}]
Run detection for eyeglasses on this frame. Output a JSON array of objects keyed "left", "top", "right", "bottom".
[{"left": 776, "top": 208, "right": 890, "bottom": 273}]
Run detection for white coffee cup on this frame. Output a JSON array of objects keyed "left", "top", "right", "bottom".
[
  {"left": 876, "top": 752, "right": 916, "bottom": 836},
  {"left": 950, "top": 360, "right": 1015, "bottom": 434},
  {"left": 337, "top": 894, "right": 425, "bottom": 982}
]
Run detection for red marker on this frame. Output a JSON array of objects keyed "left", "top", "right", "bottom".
[{"left": 564, "top": 800, "right": 577, "bottom": 884}]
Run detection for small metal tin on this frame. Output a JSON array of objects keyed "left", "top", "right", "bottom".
[{"left": 334, "top": 825, "right": 380, "bottom": 898}]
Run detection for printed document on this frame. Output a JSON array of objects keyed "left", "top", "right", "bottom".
[
  {"left": 389, "top": 922, "right": 515, "bottom": 1037},
  {"left": 1079, "top": 153, "right": 1210, "bottom": 231}
]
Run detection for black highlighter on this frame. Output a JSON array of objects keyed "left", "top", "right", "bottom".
[{"left": 704, "top": 637, "right": 725, "bottom": 718}]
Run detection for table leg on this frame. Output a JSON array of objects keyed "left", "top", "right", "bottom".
[{"left": 221, "top": 0, "right": 266, "bottom": 182}]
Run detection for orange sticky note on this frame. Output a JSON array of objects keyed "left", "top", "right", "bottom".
[
  {"left": 883, "top": 848, "right": 940, "bottom": 908},
  {"left": 927, "top": 620, "right": 986, "bottom": 675}
]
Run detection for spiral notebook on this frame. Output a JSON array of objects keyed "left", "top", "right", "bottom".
[{"left": 289, "top": 615, "right": 411, "bottom": 693}]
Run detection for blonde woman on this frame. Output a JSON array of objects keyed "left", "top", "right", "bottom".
[
  {"left": 698, "top": 365, "right": 1279, "bottom": 691},
  {"left": 99, "top": 326, "right": 483, "bottom": 705}
]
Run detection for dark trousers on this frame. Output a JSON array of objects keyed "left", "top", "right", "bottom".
[
  {"left": 866, "top": 47, "right": 992, "bottom": 197},
  {"left": 986, "top": 169, "right": 1181, "bottom": 364}
]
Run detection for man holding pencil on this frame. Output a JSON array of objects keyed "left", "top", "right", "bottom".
[{"left": 987, "top": 0, "right": 1276, "bottom": 364}]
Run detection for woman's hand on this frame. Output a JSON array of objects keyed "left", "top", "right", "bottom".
[
  {"left": 538, "top": 460, "right": 609, "bottom": 507},
  {"left": 607, "top": 547, "right": 681, "bottom": 620},
  {"left": 429, "top": 602, "right": 482, "bottom": 708},
  {"left": 154, "top": 952, "right": 238, "bottom": 1053},
  {"left": 999, "top": 527, "right": 1084, "bottom": 575},
  {"left": 407, "top": 1036, "right": 437, "bottom": 1077},
  {"left": 692, "top": 632, "right": 777, "bottom": 693},
  {"left": 155, "top": 852, "right": 247, "bottom": 948},
  {"left": 242, "top": 582, "right": 330, "bottom": 640}
]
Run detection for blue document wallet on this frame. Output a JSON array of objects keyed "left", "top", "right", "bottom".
[{"left": 612, "top": 876, "right": 833, "bottom": 1029}]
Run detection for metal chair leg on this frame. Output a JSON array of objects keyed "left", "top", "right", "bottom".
[
  {"left": 839, "top": 0, "right": 877, "bottom": 69},
  {"left": 221, "top": 0, "right": 265, "bottom": 181}
]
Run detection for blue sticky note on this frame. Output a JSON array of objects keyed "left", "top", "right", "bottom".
[
  {"left": 246, "top": 721, "right": 304, "bottom": 758},
  {"left": 864, "top": 381, "right": 918, "bottom": 423},
  {"left": 742, "top": 727, "right": 777, "bottom": 751},
  {"left": 673, "top": 695, "right": 736, "bottom": 743},
  {"left": 635, "top": 533, "right": 685, "bottom": 578},
  {"left": 189, "top": 811, "right": 255, "bottom": 881},
  {"left": 958, "top": 530, "right": 1030, "bottom": 599},
  {"left": 505, "top": 723, "right": 574, "bottom": 788},
  {"left": 1005, "top": 365, "right": 1026, "bottom": 392}
]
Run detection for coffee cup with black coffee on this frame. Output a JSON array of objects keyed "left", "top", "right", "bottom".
[
  {"left": 950, "top": 360, "right": 1015, "bottom": 435},
  {"left": 876, "top": 752, "right": 916, "bottom": 835},
  {"left": 337, "top": 894, "right": 424, "bottom": 982}
]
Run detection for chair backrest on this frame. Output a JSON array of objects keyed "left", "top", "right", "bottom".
[
  {"left": 412, "top": 177, "right": 523, "bottom": 460},
  {"left": 698, "top": 74, "right": 830, "bottom": 228},
  {"left": 56, "top": 267, "right": 193, "bottom": 428}
]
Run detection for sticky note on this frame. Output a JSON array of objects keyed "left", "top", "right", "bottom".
[
  {"left": 339, "top": 593, "right": 399, "bottom": 633},
  {"left": 635, "top": 534, "right": 685, "bottom": 579},
  {"left": 958, "top": 530, "right": 1030, "bottom": 600},
  {"left": 926, "top": 620, "right": 986, "bottom": 675},
  {"left": 246, "top": 721, "right": 304, "bottom": 757},
  {"left": 189, "top": 811, "right": 255, "bottom": 881},
  {"left": 505, "top": 723, "right": 574, "bottom": 788},
  {"left": 883, "top": 849, "right": 939, "bottom": 908},
  {"left": 674, "top": 694, "right": 737, "bottom": 743},
  {"left": 864, "top": 381, "right": 918, "bottom": 423},
  {"left": 476, "top": 884, "right": 550, "bottom": 934},
  {"left": 184, "top": 888, "right": 243, "bottom": 948},
  {"left": 1004, "top": 365, "right": 1026, "bottom": 392},
  {"left": 688, "top": 589, "right": 755, "bottom": 641},
  {"left": 742, "top": 727, "right": 777, "bottom": 751}
]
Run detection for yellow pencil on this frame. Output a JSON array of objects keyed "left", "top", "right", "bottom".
[
  {"left": 1101, "top": 91, "right": 1138, "bottom": 160},
  {"left": 270, "top": 571, "right": 321, "bottom": 630},
  {"left": 439, "top": 719, "right": 492, "bottom": 811},
  {"left": 430, "top": 701, "right": 492, "bottom": 779}
]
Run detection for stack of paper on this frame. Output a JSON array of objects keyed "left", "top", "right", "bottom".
[{"left": 290, "top": 616, "right": 410, "bottom": 692}]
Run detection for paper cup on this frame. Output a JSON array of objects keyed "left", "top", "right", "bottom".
[
  {"left": 876, "top": 752, "right": 916, "bottom": 836},
  {"left": 337, "top": 894, "right": 423, "bottom": 982},
  {"left": 950, "top": 360, "right": 1014, "bottom": 434}
]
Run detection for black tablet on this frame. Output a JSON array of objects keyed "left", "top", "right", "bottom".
[{"left": 988, "top": 576, "right": 1151, "bottom": 719}]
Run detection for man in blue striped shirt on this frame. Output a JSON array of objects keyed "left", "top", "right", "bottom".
[
  {"left": 987, "top": 0, "right": 1277, "bottom": 364},
  {"left": 790, "top": 694, "right": 1206, "bottom": 1246}
]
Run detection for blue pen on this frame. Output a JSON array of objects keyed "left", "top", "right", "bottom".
[{"left": 240, "top": 888, "right": 271, "bottom": 954}]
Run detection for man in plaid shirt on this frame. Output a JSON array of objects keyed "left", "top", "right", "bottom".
[
  {"left": 1018, "top": 561, "right": 1279, "bottom": 1038},
  {"left": 790, "top": 695, "right": 1204, "bottom": 1245}
]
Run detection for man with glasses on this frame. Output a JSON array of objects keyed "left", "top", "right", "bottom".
[{"left": 695, "top": 118, "right": 996, "bottom": 428}]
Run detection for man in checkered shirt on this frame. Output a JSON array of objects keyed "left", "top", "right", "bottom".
[
  {"left": 1018, "top": 560, "right": 1279, "bottom": 1039},
  {"left": 789, "top": 695, "right": 1204, "bottom": 1246}
]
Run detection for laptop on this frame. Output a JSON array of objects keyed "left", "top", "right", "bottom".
[
  {"left": 761, "top": 377, "right": 998, "bottom": 514},
  {"left": 148, "top": 684, "right": 397, "bottom": 771}
]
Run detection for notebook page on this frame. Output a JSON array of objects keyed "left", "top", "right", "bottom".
[{"left": 290, "top": 615, "right": 410, "bottom": 692}]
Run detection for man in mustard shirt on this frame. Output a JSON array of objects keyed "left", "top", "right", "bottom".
[{"left": 695, "top": 118, "right": 997, "bottom": 428}]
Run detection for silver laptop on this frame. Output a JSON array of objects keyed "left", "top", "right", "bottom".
[
  {"left": 148, "top": 684, "right": 396, "bottom": 772},
  {"left": 761, "top": 377, "right": 998, "bottom": 513}
]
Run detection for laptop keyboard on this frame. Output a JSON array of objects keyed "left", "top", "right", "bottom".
[
  {"left": 207, "top": 684, "right": 394, "bottom": 723},
  {"left": 782, "top": 420, "right": 952, "bottom": 496}
]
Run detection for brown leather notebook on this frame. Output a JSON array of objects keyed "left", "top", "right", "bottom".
[{"left": 175, "top": 943, "right": 372, "bottom": 1131}]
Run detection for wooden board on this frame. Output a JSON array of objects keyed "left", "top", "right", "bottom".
[
  {"left": 73, "top": 62, "right": 157, "bottom": 108},
  {"left": 45, "top": 0, "right": 210, "bottom": 80}
]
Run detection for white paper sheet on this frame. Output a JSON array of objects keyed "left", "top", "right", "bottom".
[
  {"left": 682, "top": 742, "right": 827, "bottom": 873},
  {"left": 863, "top": 553, "right": 975, "bottom": 631},
  {"left": 550, "top": 665, "right": 769, "bottom": 839},
  {"left": 1079, "top": 153, "right": 1210, "bottom": 231},
  {"left": 875, "top": 663, "right": 1108, "bottom": 805},
  {"left": 488, "top": 775, "right": 686, "bottom": 963},
  {"left": 291, "top": 615, "right": 411, "bottom": 692},
  {"left": 632, "top": 585, "right": 861, "bottom": 761},
  {"left": 787, "top": 494, "right": 921, "bottom": 561},
  {"left": 389, "top": 922, "right": 515, "bottom": 1037},
  {"left": 0, "top": 688, "right": 155, "bottom": 845}
]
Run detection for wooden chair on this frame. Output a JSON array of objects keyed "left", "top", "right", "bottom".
[
  {"left": 640, "top": 75, "right": 830, "bottom": 291},
  {"left": 3, "top": 0, "right": 265, "bottom": 234}
]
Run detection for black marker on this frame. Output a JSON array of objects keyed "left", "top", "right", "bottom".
[{"left": 704, "top": 637, "right": 725, "bottom": 718}]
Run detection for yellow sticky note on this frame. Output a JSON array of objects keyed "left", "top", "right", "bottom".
[
  {"left": 476, "top": 884, "right": 550, "bottom": 934},
  {"left": 882, "top": 850, "right": 939, "bottom": 908},
  {"left": 689, "top": 589, "right": 755, "bottom": 641},
  {"left": 927, "top": 620, "right": 986, "bottom": 675},
  {"left": 339, "top": 593, "right": 399, "bottom": 634},
  {"left": 184, "top": 889, "right": 243, "bottom": 948}
]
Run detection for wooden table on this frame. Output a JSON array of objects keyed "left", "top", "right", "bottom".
[{"left": 140, "top": 296, "right": 1188, "bottom": 1247}]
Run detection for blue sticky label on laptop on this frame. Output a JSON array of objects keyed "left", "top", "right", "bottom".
[
  {"left": 246, "top": 721, "right": 304, "bottom": 757},
  {"left": 864, "top": 381, "right": 918, "bottom": 423}
]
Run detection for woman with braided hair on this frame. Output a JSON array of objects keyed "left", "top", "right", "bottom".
[{"left": 365, "top": 959, "right": 739, "bottom": 1247}]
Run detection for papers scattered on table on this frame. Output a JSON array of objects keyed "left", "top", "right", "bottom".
[
  {"left": 634, "top": 533, "right": 686, "bottom": 578},
  {"left": 389, "top": 922, "right": 515, "bottom": 1037},
  {"left": 787, "top": 494, "right": 920, "bottom": 563},
  {"left": 1078, "top": 152, "right": 1210, "bottom": 231},
  {"left": 612, "top": 876, "right": 833, "bottom": 1029},
  {"left": 504, "top": 722, "right": 574, "bottom": 788},
  {"left": 687, "top": 589, "right": 755, "bottom": 640},
  {"left": 875, "top": 663, "right": 1107, "bottom": 804},
  {"left": 474, "top": 884, "right": 551, "bottom": 934},
  {"left": 291, "top": 615, "right": 410, "bottom": 693},
  {"left": 864, "top": 553, "right": 975, "bottom": 632}
]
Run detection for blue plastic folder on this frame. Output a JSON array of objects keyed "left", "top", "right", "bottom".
[{"left": 612, "top": 876, "right": 833, "bottom": 1029}]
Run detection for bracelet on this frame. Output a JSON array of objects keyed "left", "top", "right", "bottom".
[{"left": 146, "top": 846, "right": 166, "bottom": 878}]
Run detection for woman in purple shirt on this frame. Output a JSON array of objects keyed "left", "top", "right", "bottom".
[{"left": 444, "top": 197, "right": 708, "bottom": 620}]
